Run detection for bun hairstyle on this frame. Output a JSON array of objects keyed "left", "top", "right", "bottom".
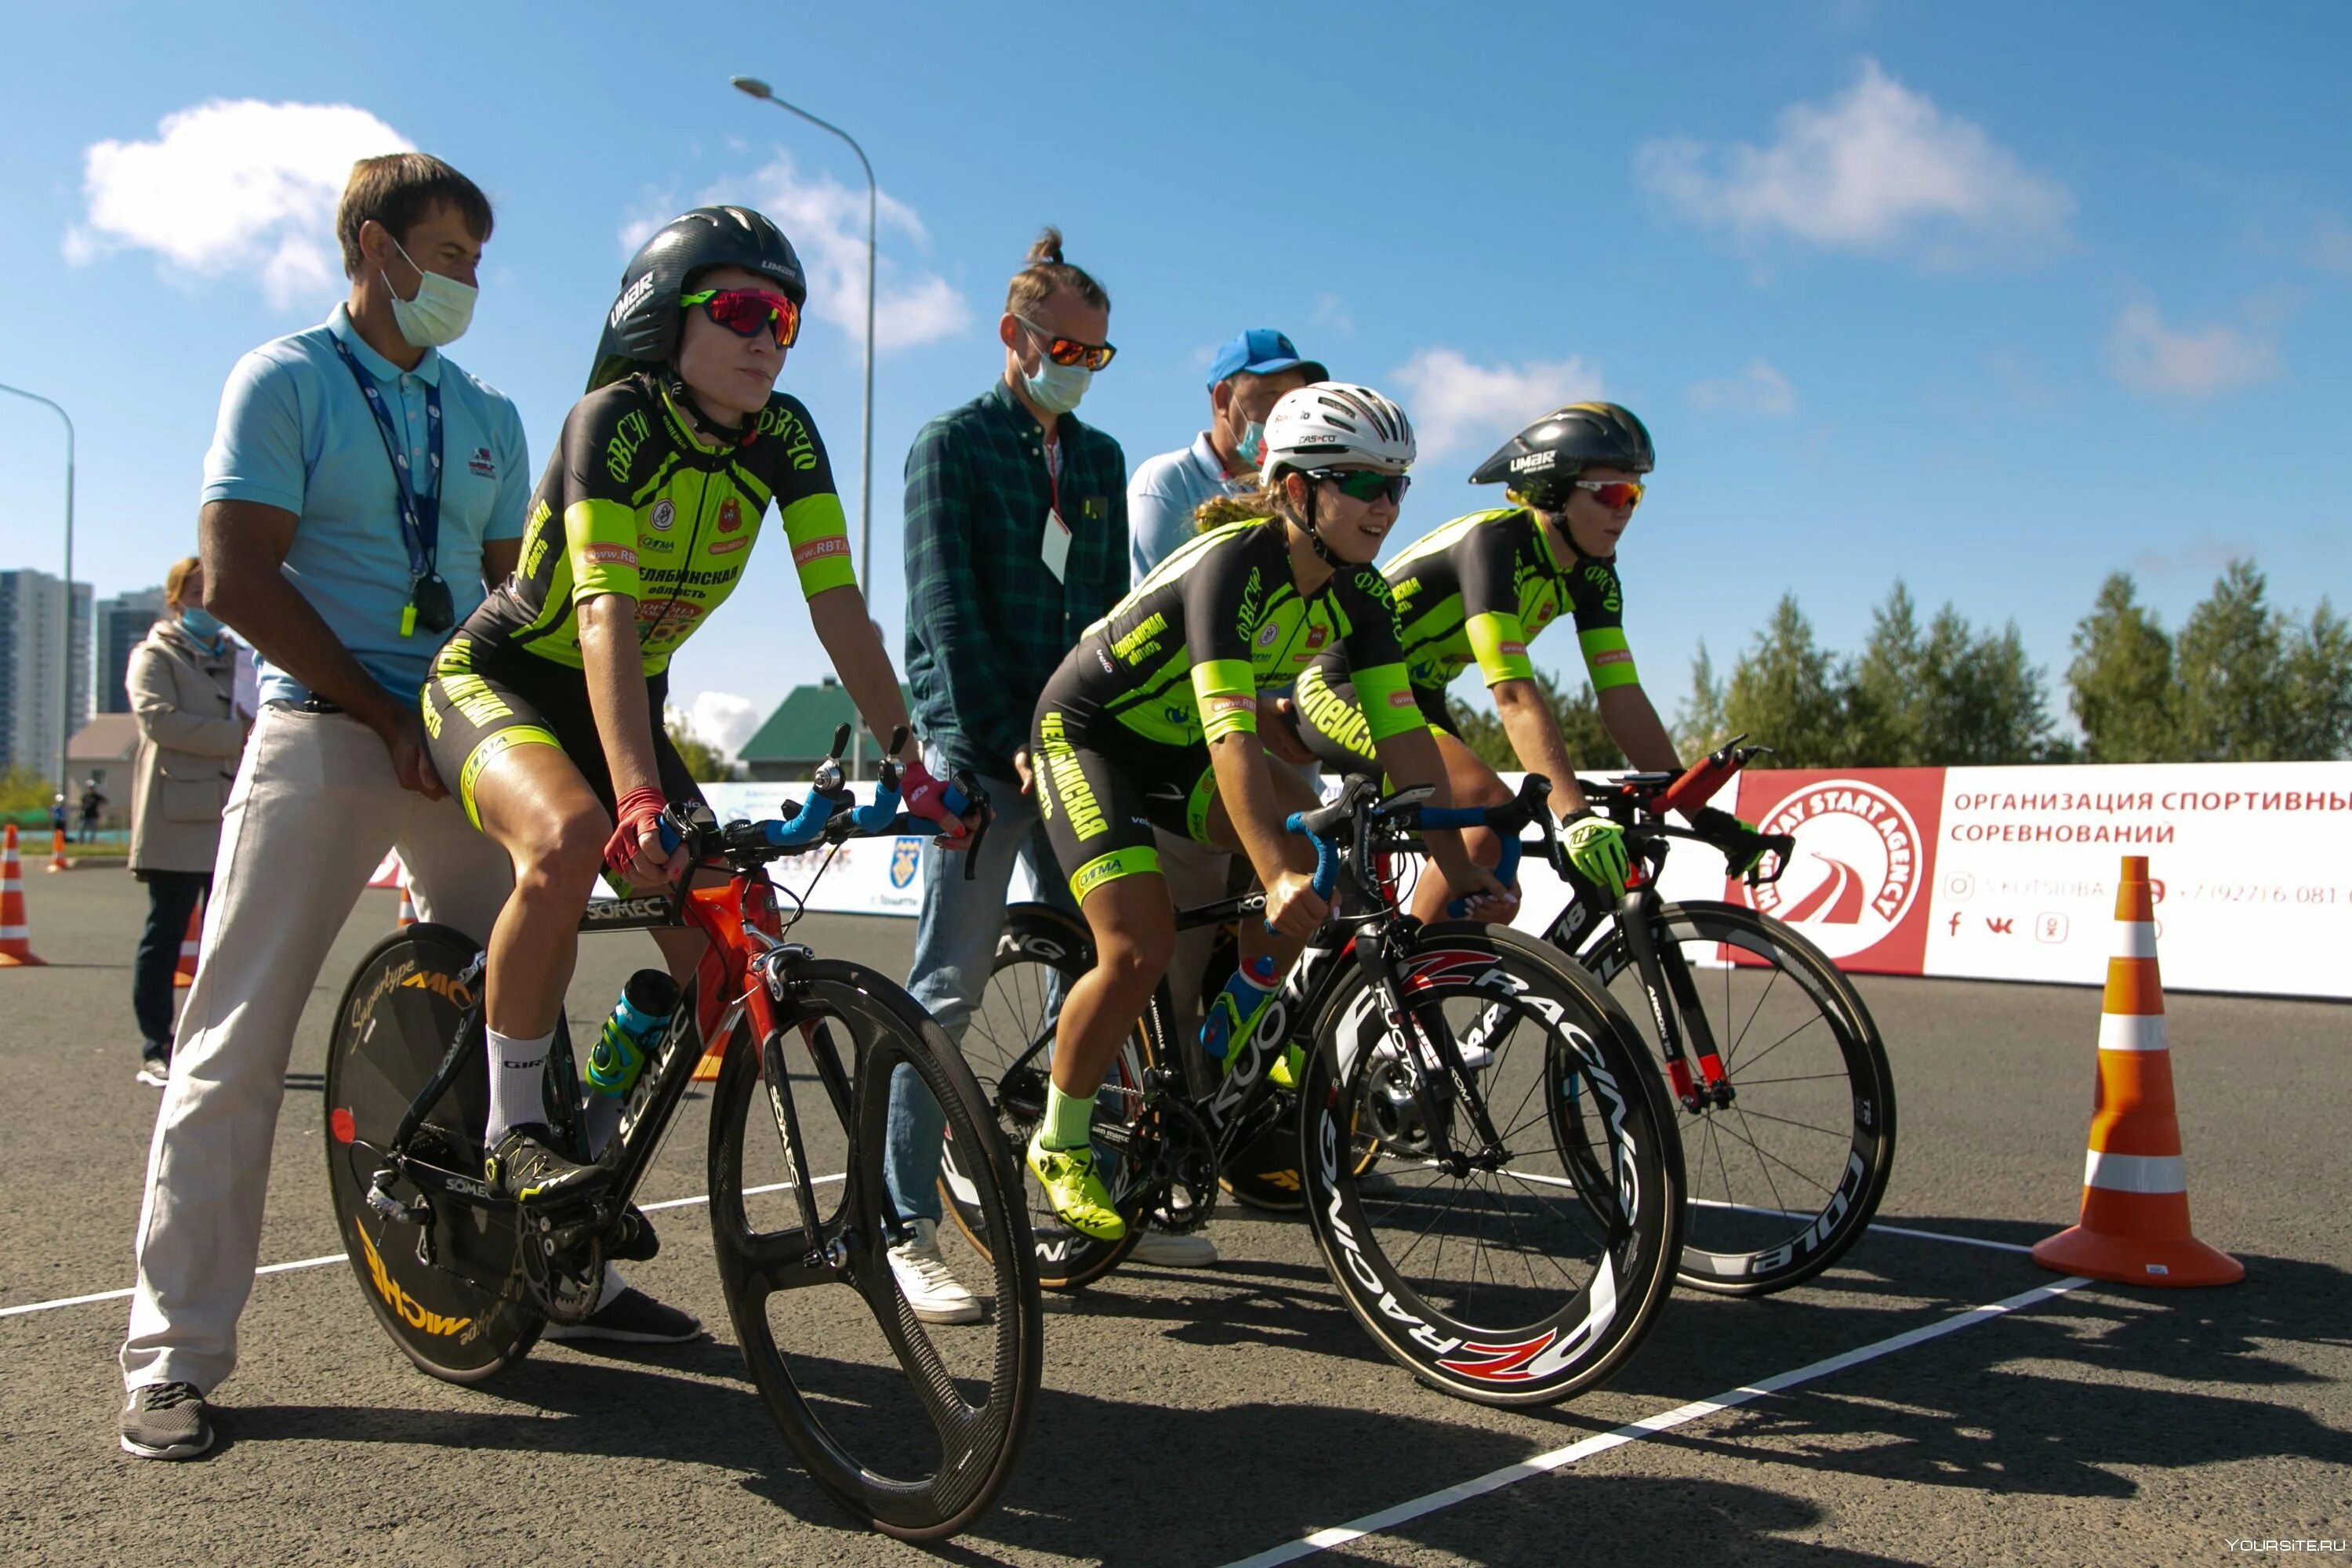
[
  {"left": 1006, "top": 225, "right": 1110, "bottom": 317},
  {"left": 1190, "top": 494, "right": 1267, "bottom": 534}
]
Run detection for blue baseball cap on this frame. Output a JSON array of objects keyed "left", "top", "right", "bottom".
[{"left": 1206, "top": 328, "right": 1327, "bottom": 389}]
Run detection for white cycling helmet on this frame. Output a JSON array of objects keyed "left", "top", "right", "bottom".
[{"left": 1261, "top": 383, "right": 1417, "bottom": 480}]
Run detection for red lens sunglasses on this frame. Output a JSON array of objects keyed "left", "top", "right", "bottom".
[{"left": 682, "top": 288, "right": 802, "bottom": 349}]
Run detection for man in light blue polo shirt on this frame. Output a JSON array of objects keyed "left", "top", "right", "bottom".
[
  {"left": 117, "top": 153, "right": 691, "bottom": 1465},
  {"left": 1125, "top": 328, "right": 1325, "bottom": 583}
]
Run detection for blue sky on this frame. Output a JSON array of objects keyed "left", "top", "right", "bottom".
[{"left": 3, "top": 0, "right": 2347, "bottom": 752}]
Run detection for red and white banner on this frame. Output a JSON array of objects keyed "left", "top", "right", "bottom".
[{"left": 1725, "top": 762, "right": 2352, "bottom": 1000}]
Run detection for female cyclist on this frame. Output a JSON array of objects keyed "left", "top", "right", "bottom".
[
  {"left": 1022, "top": 383, "right": 1513, "bottom": 1240},
  {"left": 421, "top": 206, "right": 977, "bottom": 1206},
  {"left": 1285, "top": 401, "right": 1763, "bottom": 917}
]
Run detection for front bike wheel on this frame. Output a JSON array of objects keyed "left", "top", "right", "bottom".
[
  {"left": 1298, "top": 924, "right": 1684, "bottom": 1406},
  {"left": 707, "top": 959, "right": 1041, "bottom": 1542},
  {"left": 943, "top": 903, "right": 1145, "bottom": 1290},
  {"left": 322, "top": 923, "right": 543, "bottom": 1381},
  {"left": 1586, "top": 901, "right": 1896, "bottom": 1295}
]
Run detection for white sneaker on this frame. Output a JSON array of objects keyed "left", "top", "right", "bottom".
[
  {"left": 887, "top": 1218, "right": 982, "bottom": 1323},
  {"left": 1128, "top": 1230, "right": 1219, "bottom": 1268}
]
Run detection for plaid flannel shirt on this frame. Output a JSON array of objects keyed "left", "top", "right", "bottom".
[{"left": 903, "top": 379, "right": 1130, "bottom": 781}]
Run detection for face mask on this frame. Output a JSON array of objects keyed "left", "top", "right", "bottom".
[
  {"left": 1234, "top": 419, "right": 1266, "bottom": 468},
  {"left": 1024, "top": 355, "right": 1091, "bottom": 416},
  {"left": 383, "top": 237, "right": 477, "bottom": 348},
  {"left": 180, "top": 608, "right": 223, "bottom": 641}
]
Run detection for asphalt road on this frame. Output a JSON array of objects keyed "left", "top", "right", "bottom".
[{"left": 3, "top": 866, "right": 2346, "bottom": 1567}]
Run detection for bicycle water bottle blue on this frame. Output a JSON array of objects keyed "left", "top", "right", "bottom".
[{"left": 586, "top": 969, "right": 681, "bottom": 1099}]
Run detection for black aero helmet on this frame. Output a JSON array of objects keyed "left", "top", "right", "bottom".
[
  {"left": 1468, "top": 402, "right": 1655, "bottom": 504},
  {"left": 587, "top": 205, "right": 807, "bottom": 393}
]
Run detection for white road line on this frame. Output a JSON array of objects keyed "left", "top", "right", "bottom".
[
  {"left": 1217, "top": 1273, "right": 2095, "bottom": 1568},
  {"left": 1506, "top": 1170, "right": 2038, "bottom": 1255},
  {"left": 0, "top": 1175, "right": 844, "bottom": 1322}
]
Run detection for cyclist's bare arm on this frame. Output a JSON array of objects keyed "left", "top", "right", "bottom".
[
  {"left": 578, "top": 592, "right": 664, "bottom": 801},
  {"left": 481, "top": 536, "right": 521, "bottom": 587},
  {"left": 1595, "top": 684, "right": 1680, "bottom": 773},
  {"left": 200, "top": 497, "right": 444, "bottom": 798},
  {"left": 1491, "top": 675, "right": 1599, "bottom": 817},
  {"left": 808, "top": 584, "right": 916, "bottom": 761},
  {"left": 1208, "top": 731, "right": 1324, "bottom": 935}
]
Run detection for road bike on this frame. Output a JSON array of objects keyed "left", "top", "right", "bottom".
[
  {"left": 946, "top": 776, "right": 1686, "bottom": 1406},
  {"left": 321, "top": 730, "right": 1041, "bottom": 1541}
]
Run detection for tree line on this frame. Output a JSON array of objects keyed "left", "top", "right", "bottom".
[{"left": 1449, "top": 561, "right": 2352, "bottom": 771}]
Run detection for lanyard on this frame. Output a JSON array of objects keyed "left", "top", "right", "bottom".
[{"left": 328, "top": 336, "right": 442, "bottom": 590}]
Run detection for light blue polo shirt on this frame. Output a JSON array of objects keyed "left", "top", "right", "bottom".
[
  {"left": 200, "top": 304, "right": 530, "bottom": 706},
  {"left": 1127, "top": 431, "right": 1251, "bottom": 582}
]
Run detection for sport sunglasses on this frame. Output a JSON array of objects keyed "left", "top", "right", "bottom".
[
  {"left": 682, "top": 288, "right": 802, "bottom": 349},
  {"left": 1572, "top": 478, "right": 1645, "bottom": 510},
  {"left": 1306, "top": 468, "right": 1410, "bottom": 504},
  {"left": 1015, "top": 314, "right": 1117, "bottom": 372}
]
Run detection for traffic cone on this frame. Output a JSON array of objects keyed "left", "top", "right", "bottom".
[
  {"left": 394, "top": 873, "right": 417, "bottom": 928},
  {"left": 46, "top": 826, "right": 70, "bottom": 873},
  {"left": 173, "top": 897, "right": 204, "bottom": 987},
  {"left": 2033, "top": 855, "right": 2241, "bottom": 1287},
  {"left": 1, "top": 825, "right": 47, "bottom": 967}
]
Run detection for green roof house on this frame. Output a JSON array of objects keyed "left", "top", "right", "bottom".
[{"left": 738, "top": 677, "right": 914, "bottom": 782}]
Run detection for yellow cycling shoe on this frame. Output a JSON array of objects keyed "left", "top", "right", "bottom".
[{"left": 1025, "top": 1135, "right": 1126, "bottom": 1241}]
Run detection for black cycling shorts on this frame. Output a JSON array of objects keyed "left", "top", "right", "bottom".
[
  {"left": 419, "top": 630, "right": 705, "bottom": 832},
  {"left": 1031, "top": 673, "right": 1218, "bottom": 903},
  {"left": 1290, "top": 663, "right": 1457, "bottom": 775}
]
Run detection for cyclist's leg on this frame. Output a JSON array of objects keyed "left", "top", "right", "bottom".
[{"left": 1198, "top": 759, "right": 1321, "bottom": 1073}]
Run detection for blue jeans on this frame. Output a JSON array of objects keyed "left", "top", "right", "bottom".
[{"left": 886, "top": 764, "right": 1075, "bottom": 1226}]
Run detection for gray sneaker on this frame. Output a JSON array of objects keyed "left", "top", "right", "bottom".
[{"left": 120, "top": 1382, "right": 212, "bottom": 1460}]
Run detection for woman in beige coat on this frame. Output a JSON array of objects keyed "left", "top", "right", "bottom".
[{"left": 128, "top": 557, "right": 247, "bottom": 1086}]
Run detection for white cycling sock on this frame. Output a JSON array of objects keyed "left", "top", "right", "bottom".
[{"left": 485, "top": 1026, "right": 556, "bottom": 1149}]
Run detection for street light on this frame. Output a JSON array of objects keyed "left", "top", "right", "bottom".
[
  {"left": 0, "top": 382, "right": 77, "bottom": 796},
  {"left": 730, "top": 74, "right": 881, "bottom": 781}
]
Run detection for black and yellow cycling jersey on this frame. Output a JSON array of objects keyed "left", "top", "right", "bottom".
[
  {"left": 465, "top": 370, "right": 855, "bottom": 676},
  {"left": 1032, "top": 517, "right": 1422, "bottom": 900}
]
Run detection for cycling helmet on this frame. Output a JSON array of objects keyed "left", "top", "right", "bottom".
[
  {"left": 1468, "top": 402, "right": 1654, "bottom": 503},
  {"left": 1259, "top": 383, "right": 1417, "bottom": 481},
  {"left": 587, "top": 206, "right": 807, "bottom": 393}
]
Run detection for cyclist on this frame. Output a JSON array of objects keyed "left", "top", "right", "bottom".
[
  {"left": 1024, "top": 383, "right": 1512, "bottom": 1240},
  {"left": 421, "top": 206, "right": 978, "bottom": 1208},
  {"left": 1284, "top": 401, "right": 1765, "bottom": 916}
]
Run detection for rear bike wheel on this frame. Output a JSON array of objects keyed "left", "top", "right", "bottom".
[
  {"left": 1585, "top": 901, "right": 1896, "bottom": 1295},
  {"left": 322, "top": 923, "right": 543, "bottom": 1381},
  {"left": 942, "top": 903, "right": 1145, "bottom": 1290},
  {"left": 707, "top": 958, "right": 1041, "bottom": 1542},
  {"left": 1298, "top": 924, "right": 1684, "bottom": 1406}
]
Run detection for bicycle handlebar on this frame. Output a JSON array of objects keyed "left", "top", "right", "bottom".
[{"left": 1283, "top": 775, "right": 1554, "bottom": 915}]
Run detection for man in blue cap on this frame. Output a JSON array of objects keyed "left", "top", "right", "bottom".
[{"left": 1126, "top": 328, "right": 1325, "bottom": 582}]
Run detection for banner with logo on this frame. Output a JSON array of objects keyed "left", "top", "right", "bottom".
[
  {"left": 699, "top": 782, "right": 930, "bottom": 917},
  {"left": 1725, "top": 762, "right": 2352, "bottom": 1000}
]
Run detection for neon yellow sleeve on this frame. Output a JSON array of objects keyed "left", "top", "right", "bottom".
[
  {"left": 1580, "top": 626, "right": 1642, "bottom": 691},
  {"left": 564, "top": 499, "right": 642, "bottom": 603},
  {"left": 1353, "top": 662, "right": 1425, "bottom": 742},
  {"left": 780, "top": 492, "right": 857, "bottom": 597},
  {"left": 1466, "top": 610, "right": 1536, "bottom": 687},
  {"left": 1191, "top": 658, "right": 1258, "bottom": 742}
]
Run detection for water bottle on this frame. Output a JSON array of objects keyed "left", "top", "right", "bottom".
[{"left": 586, "top": 969, "right": 681, "bottom": 1100}]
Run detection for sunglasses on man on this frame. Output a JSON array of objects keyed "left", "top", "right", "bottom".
[
  {"left": 683, "top": 287, "right": 802, "bottom": 349},
  {"left": 1571, "top": 478, "right": 1644, "bottom": 510},
  {"left": 1015, "top": 314, "right": 1117, "bottom": 372},
  {"left": 1305, "top": 468, "right": 1410, "bottom": 505}
]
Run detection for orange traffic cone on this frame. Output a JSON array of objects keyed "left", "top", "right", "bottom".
[
  {"left": 1, "top": 825, "right": 47, "bottom": 967},
  {"left": 2033, "top": 855, "right": 2241, "bottom": 1287},
  {"left": 46, "top": 826, "right": 70, "bottom": 873},
  {"left": 394, "top": 873, "right": 417, "bottom": 928},
  {"left": 173, "top": 898, "right": 204, "bottom": 987}
]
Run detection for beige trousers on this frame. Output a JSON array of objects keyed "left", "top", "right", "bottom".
[
  {"left": 1155, "top": 829, "right": 1233, "bottom": 1044},
  {"left": 121, "top": 705, "right": 512, "bottom": 1393}
]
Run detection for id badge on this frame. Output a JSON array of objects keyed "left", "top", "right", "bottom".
[{"left": 1040, "top": 507, "right": 1073, "bottom": 583}]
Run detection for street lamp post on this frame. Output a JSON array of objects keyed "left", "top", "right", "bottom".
[
  {"left": 730, "top": 74, "right": 881, "bottom": 781},
  {"left": 0, "top": 382, "right": 77, "bottom": 796}
]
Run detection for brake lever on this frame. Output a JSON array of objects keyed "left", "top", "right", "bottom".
[{"left": 1745, "top": 833, "right": 1797, "bottom": 887}]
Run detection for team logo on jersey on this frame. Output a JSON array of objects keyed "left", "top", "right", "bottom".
[
  {"left": 1749, "top": 780, "right": 1922, "bottom": 961},
  {"left": 651, "top": 499, "right": 676, "bottom": 532},
  {"left": 890, "top": 837, "right": 923, "bottom": 889},
  {"left": 466, "top": 447, "right": 495, "bottom": 478},
  {"left": 718, "top": 498, "right": 744, "bottom": 533},
  {"left": 1256, "top": 622, "right": 1283, "bottom": 649},
  {"left": 584, "top": 543, "right": 637, "bottom": 568},
  {"left": 1305, "top": 624, "right": 1328, "bottom": 651},
  {"left": 709, "top": 535, "right": 750, "bottom": 555}
]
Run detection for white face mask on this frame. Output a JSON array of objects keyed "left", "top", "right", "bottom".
[{"left": 383, "top": 236, "right": 477, "bottom": 349}]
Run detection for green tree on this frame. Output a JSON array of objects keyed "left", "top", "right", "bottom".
[
  {"left": 2173, "top": 561, "right": 2288, "bottom": 760},
  {"left": 2278, "top": 601, "right": 2352, "bottom": 760},
  {"left": 665, "top": 716, "right": 734, "bottom": 782},
  {"left": 1849, "top": 582, "right": 1926, "bottom": 764},
  {"left": 1723, "top": 594, "right": 1855, "bottom": 766},
  {"left": 1446, "top": 667, "right": 1624, "bottom": 775},
  {"left": 1675, "top": 641, "right": 1733, "bottom": 759},
  {"left": 1849, "top": 582, "right": 2059, "bottom": 765},
  {"left": 2067, "top": 573, "right": 2176, "bottom": 762},
  {"left": 1, "top": 765, "right": 57, "bottom": 821}
]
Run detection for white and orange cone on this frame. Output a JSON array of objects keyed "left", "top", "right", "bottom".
[
  {"left": 1, "top": 825, "right": 46, "bottom": 967},
  {"left": 45, "top": 826, "right": 70, "bottom": 873},
  {"left": 2033, "top": 855, "right": 2241, "bottom": 1287},
  {"left": 394, "top": 873, "right": 417, "bottom": 929},
  {"left": 172, "top": 897, "right": 204, "bottom": 988}
]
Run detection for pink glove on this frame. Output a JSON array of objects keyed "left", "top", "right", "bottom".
[
  {"left": 604, "top": 786, "right": 670, "bottom": 878},
  {"left": 896, "top": 759, "right": 971, "bottom": 844}
]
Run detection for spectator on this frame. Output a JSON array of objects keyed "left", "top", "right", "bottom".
[
  {"left": 125, "top": 557, "right": 245, "bottom": 1087},
  {"left": 50, "top": 793, "right": 68, "bottom": 838},
  {"left": 118, "top": 153, "right": 696, "bottom": 1467},
  {"left": 77, "top": 776, "right": 108, "bottom": 843}
]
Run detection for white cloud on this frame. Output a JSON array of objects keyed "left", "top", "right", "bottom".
[
  {"left": 67, "top": 100, "right": 413, "bottom": 307},
  {"left": 622, "top": 151, "right": 970, "bottom": 353},
  {"left": 1391, "top": 349, "right": 1604, "bottom": 460},
  {"left": 673, "top": 691, "right": 764, "bottom": 760},
  {"left": 2107, "top": 302, "right": 2278, "bottom": 397},
  {"left": 1687, "top": 358, "right": 1798, "bottom": 416},
  {"left": 1635, "top": 60, "right": 2070, "bottom": 261},
  {"left": 1309, "top": 292, "right": 1356, "bottom": 339}
]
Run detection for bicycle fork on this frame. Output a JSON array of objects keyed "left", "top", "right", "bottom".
[
  {"left": 1617, "top": 879, "right": 1736, "bottom": 1113},
  {"left": 1358, "top": 928, "right": 1511, "bottom": 1176}
]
